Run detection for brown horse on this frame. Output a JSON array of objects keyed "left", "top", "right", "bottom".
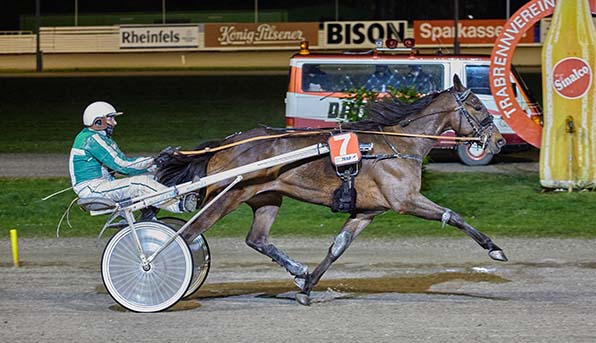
[{"left": 156, "top": 75, "right": 507, "bottom": 305}]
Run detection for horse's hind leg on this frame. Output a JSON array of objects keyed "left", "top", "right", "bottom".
[
  {"left": 245, "top": 193, "right": 309, "bottom": 278},
  {"left": 399, "top": 193, "right": 507, "bottom": 261},
  {"left": 295, "top": 211, "right": 378, "bottom": 306}
]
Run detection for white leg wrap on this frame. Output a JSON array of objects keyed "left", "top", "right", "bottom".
[
  {"left": 331, "top": 231, "right": 352, "bottom": 258},
  {"left": 441, "top": 209, "right": 452, "bottom": 229}
]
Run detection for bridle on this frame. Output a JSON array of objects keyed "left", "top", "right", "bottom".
[{"left": 451, "top": 88, "right": 495, "bottom": 149}]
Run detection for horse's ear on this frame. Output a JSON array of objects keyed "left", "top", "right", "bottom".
[{"left": 453, "top": 74, "right": 466, "bottom": 92}]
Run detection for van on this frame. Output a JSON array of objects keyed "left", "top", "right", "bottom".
[{"left": 285, "top": 44, "right": 542, "bottom": 165}]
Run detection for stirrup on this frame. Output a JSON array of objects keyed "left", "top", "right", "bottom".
[
  {"left": 77, "top": 197, "right": 117, "bottom": 212},
  {"left": 139, "top": 206, "right": 158, "bottom": 221}
]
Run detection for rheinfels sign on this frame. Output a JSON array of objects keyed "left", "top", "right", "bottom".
[
  {"left": 120, "top": 24, "right": 199, "bottom": 49},
  {"left": 414, "top": 19, "right": 535, "bottom": 45},
  {"left": 204, "top": 22, "right": 318, "bottom": 47}
]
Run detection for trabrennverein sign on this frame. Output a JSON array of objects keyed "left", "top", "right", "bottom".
[
  {"left": 204, "top": 22, "right": 318, "bottom": 47},
  {"left": 120, "top": 24, "right": 200, "bottom": 49},
  {"left": 414, "top": 19, "right": 535, "bottom": 45},
  {"left": 324, "top": 21, "right": 408, "bottom": 49}
]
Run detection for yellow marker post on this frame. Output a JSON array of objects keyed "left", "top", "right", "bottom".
[{"left": 10, "top": 229, "right": 19, "bottom": 267}]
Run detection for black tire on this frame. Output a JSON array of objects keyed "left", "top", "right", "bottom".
[
  {"left": 456, "top": 143, "right": 493, "bottom": 166},
  {"left": 158, "top": 217, "right": 211, "bottom": 298}
]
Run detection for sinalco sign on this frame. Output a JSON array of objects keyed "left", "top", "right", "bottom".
[
  {"left": 552, "top": 57, "right": 593, "bottom": 99},
  {"left": 324, "top": 21, "right": 408, "bottom": 49}
]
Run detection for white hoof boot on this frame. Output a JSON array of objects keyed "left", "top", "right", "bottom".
[
  {"left": 488, "top": 249, "right": 508, "bottom": 262},
  {"left": 293, "top": 276, "right": 306, "bottom": 290}
]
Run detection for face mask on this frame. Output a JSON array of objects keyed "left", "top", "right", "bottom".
[{"left": 105, "top": 124, "right": 115, "bottom": 137}]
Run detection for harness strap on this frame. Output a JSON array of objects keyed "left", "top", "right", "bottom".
[
  {"left": 376, "top": 126, "right": 424, "bottom": 163},
  {"left": 362, "top": 153, "right": 422, "bottom": 163},
  {"left": 178, "top": 130, "right": 331, "bottom": 156}
]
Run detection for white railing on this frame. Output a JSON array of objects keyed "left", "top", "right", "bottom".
[
  {"left": 0, "top": 25, "right": 418, "bottom": 54},
  {"left": 0, "top": 27, "right": 120, "bottom": 54},
  {"left": 40, "top": 26, "right": 119, "bottom": 52},
  {"left": 0, "top": 34, "right": 36, "bottom": 53}
]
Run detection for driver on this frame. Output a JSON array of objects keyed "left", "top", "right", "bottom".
[{"left": 69, "top": 101, "right": 196, "bottom": 214}]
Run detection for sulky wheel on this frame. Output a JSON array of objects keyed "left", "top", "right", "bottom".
[
  {"left": 101, "top": 221, "right": 193, "bottom": 313},
  {"left": 158, "top": 217, "right": 211, "bottom": 298}
]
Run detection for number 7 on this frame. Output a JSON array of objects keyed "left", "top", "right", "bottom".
[{"left": 333, "top": 133, "right": 351, "bottom": 156}]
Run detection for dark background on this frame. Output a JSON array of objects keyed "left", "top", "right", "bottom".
[{"left": 1, "top": 0, "right": 531, "bottom": 31}]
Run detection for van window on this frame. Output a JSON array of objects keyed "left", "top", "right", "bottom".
[
  {"left": 465, "top": 65, "right": 491, "bottom": 95},
  {"left": 302, "top": 63, "right": 444, "bottom": 94}
]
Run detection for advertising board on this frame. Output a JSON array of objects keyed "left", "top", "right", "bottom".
[
  {"left": 489, "top": 0, "right": 555, "bottom": 148},
  {"left": 204, "top": 22, "right": 318, "bottom": 47},
  {"left": 119, "top": 24, "right": 200, "bottom": 49},
  {"left": 323, "top": 21, "right": 408, "bottom": 49},
  {"left": 414, "top": 19, "right": 535, "bottom": 45}
]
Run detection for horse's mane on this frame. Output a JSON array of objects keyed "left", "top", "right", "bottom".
[
  {"left": 344, "top": 91, "right": 441, "bottom": 131},
  {"left": 155, "top": 139, "right": 223, "bottom": 187}
]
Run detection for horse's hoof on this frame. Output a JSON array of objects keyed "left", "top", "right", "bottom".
[
  {"left": 488, "top": 249, "right": 508, "bottom": 262},
  {"left": 295, "top": 292, "right": 311, "bottom": 306}
]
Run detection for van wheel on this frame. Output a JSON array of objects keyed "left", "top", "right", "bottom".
[{"left": 457, "top": 143, "right": 493, "bottom": 166}]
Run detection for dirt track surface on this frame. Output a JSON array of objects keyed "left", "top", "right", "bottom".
[{"left": 1, "top": 237, "right": 596, "bottom": 342}]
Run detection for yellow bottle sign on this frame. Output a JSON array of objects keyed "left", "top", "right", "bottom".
[{"left": 540, "top": 0, "right": 596, "bottom": 189}]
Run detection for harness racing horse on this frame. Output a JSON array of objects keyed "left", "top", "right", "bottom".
[{"left": 156, "top": 75, "right": 508, "bottom": 305}]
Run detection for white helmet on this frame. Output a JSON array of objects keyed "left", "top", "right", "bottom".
[{"left": 82, "top": 101, "right": 123, "bottom": 126}]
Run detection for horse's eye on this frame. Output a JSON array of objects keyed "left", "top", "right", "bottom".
[{"left": 474, "top": 104, "right": 483, "bottom": 111}]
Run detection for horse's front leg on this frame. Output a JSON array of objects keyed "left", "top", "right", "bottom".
[
  {"left": 295, "top": 211, "right": 380, "bottom": 306},
  {"left": 245, "top": 193, "right": 309, "bottom": 279},
  {"left": 397, "top": 193, "right": 508, "bottom": 262}
]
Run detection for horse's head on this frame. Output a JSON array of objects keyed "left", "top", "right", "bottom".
[{"left": 448, "top": 74, "right": 506, "bottom": 154}]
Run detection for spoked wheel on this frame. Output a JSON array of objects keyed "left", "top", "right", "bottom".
[
  {"left": 158, "top": 217, "right": 211, "bottom": 298},
  {"left": 457, "top": 142, "right": 494, "bottom": 166},
  {"left": 101, "top": 221, "right": 193, "bottom": 313}
]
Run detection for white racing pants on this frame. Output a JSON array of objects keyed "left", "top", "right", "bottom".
[{"left": 74, "top": 175, "right": 182, "bottom": 213}]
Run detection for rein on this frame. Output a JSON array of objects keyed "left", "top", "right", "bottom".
[
  {"left": 176, "top": 128, "right": 480, "bottom": 156},
  {"left": 177, "top": 89, "right": 485, "bottom": 157},
  {"left": 348, "top": 129, "right": 480, "bottom": 141}
]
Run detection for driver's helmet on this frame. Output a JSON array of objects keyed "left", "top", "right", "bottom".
[{"left": 82, "top": 101, "right": 123, "bottom": 127}]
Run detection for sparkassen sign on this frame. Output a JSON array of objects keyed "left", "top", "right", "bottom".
[
  {"left": 414, "top": 19, "right": 535, "bottom": 45},
  {"left": 120, "top": 24, "right": 200, "bottom": 49},
  {"left": 324, "top": 21, "right": 408, "bottom": 49},
  {"left": 204, "top": 22, "right": 319, "bottom": 47}
]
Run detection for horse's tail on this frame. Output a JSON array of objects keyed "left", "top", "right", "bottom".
[{"left": 155, "top": 139, "right": 223, "bottom": 187}]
